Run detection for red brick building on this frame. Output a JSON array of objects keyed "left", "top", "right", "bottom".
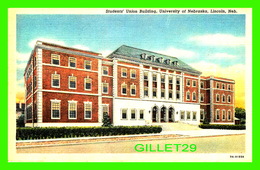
[{"left": 24, "top": 41, "right": 235, "bottom": 127}]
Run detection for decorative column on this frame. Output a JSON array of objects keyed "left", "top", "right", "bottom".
[
  {"left": 98, "top": 59, "right": 102, "bottom": 123},
  {"left": 157, "top": 71, "right": 161, "bottom": 100},
  {"left": 139, "top": 64, "right": 144, "bottom": 99},
  {"left": 165, "top": 71, "right": 169, "bottom": 100},
  {"left": 36, "top": 47, "right": 43, "bottom": 123},
  {"left": 148, "top": 67, "right": 153, "bottom": 99}
]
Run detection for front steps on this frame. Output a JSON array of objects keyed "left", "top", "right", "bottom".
[{"left": 154, "top": 122, "right": 202, "bottom": 131}]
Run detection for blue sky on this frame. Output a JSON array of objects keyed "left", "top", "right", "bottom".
[{"left": 16, "top": 14, "right": 246, "bottom": 107}]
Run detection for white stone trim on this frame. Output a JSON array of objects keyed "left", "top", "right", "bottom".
[
  {"left": 68, "top": 100, "right": 78, "bottom": 119},
  {"left": 42, "top": 63, "right": 99, "bottom": 73},
  {"left": 42, "top": 89, "right": 99, "bottom": 96},
  {"left": 98, "top": 59, "right": 102, "bottom": 123}
]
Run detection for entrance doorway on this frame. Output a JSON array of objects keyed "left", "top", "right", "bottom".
[
  {"left": 152, "top": 106, "right": 158, "bottom": 122},
  {"left": 169, "top": 107, "right": 174, "bottom": 122},
  {"left": 161, "top": 106, "right": 166, "bottom": 122}
]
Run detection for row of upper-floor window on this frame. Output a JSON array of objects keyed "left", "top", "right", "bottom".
[
  {"left": 143, "top": 72, "right": 181, "bottom": 85},
  {"left": 143, "top": 86, "right": 181, "bottom": 99},
  {"left": 50, "top": 54, "right": 110, "bottom": 75},
  {"left": 51, "top": 73, "right": 110, "bottom": 94}
]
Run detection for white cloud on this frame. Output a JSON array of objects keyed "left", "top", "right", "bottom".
[
  {"left": 207, "top": 52, "right": 237, "bottom": 60},
  {"left": 189, "top": 34, "right": 245, "bottom": 47},
  {"left": 156, "top": 47, "right": 196, "bottom": 58},
  {"left": 29, "top": 38, "right": 66, "bottom": 48},
  {"left": 100, "top": 50, "right": 113, "bottom": 57},
  {"left": 72, "top": 44, "right": 90, "bottom": 51},
  {"left": 17, "top": 78, "right": 24, "bottom": 85},
  {"left": 16, "top": 52, "right": 30, "bottom": 62}
]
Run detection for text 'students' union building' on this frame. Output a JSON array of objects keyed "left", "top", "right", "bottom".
[{"left": 24, "top": 41, "right": 235, "bottom": 127}]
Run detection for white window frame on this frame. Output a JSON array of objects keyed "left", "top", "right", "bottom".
[
  {"left": 130, "top": 109, "right": 136, "bottom": 120},
  {"left": 186, "top": 79, "right": 191, "bottom": 86},
  {"left": 200, "top": 82, "right": 204, "bottom": 89},
  {"left": 186, "top": 111, "right": 191, "bottom": 120},
  {"left": 121, "top": 68, "right": 127, "bottom": 78},
  {"left": 51, "top": 99, "right": 61, "bottom": 119},
  {"left": 192, "top": 92, "right": 196, "bottom": 101},
  {"left": 130, "top": 69, "right": 136, "bottom": 79},
  {"left": 68, "top": 101, "right": 77, "bottom": 119},
  {"left": 102, "top": 66, "right": 109, "bottom": 75},
  {"left": 180, "top": 110, "right": 185, "bottom": 120},
  {"left": 121, "top": 108, "right": 128, "bottom": 120},
  {"left": 84, "top": 77, "right": 92, "bottom": 91},
  {"left": 68, "top": 57, "right": 76, "bottom": 68},
  {"left": 102, "top": 82, "right": 109, "bottom": 94},
  {"left": 222, "top": 94, "right": 226, "bottom": 103},
  {"left": 186, "top": 91, "right": 190, "bottom": 101},
  {"left": 85, "top": 60, "right": 92, "bottom": 70},
  {"left": 51, "top": 54, "right": 60, "bottom": 65},
  {"left": 121, "top": 83, "right": 127, "bottom": 95},
  {"left": 51, "top": 73, "right": 60, "bottom": 88},
  {"left": 130, "top": 84, "right": 136, "bottom": 96},
  {"left": 216, "top": 82, "right": 220, "bottom": 89},
  {"left": 228, "top": 110, "right": 232, "bottom": 120},
  {"left": 84, "top": 102, "right": 92, "bottom": 119},
  {"left": 192, "top": 111, "right": 197, "bottom": 120},
  {"left": 216, "top": 109, "right": 220, "bottom": 120},
  {"left": 222, "top": 109, "right": 226, "bottom": 120},
  {"left": 227, "top": 95, "right": 231, "bottom": 103},
  {"left": 216, "top": 94, "right": 220, "bottom": 102},
  {"left": 139, "top": 109, "right": 144, "bottom": 120},
  {"left": 144, "top": 72, "right": 148, "bottom": 80},
  {"left": 68, "top": 76, "right": 77, "bottom": 89},
  {"left": 227, "top": 84, "right": 231, "bottom": 90},
  {"left": 102, "top": 104, "right": 109, "bottom": 116},
  {"left": 222, "top": 83, "right": 225, "bottom": 90},
  {"left": 192, "top": 80, "right": 196, "bottom": 87}
]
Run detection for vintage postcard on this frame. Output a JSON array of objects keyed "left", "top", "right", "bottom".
[{"left": 9, "top": 8, "right": 252, "bottom": 162}]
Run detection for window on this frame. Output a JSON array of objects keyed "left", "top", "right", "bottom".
[
  {"left": 216, "top": 110, "right": 220, "bottom": 120},
  {"left": 192, "top": 80, "right": 196, "bottom": 87},
  {"left": 192, "top": 111, "right": 197, "bottom": 120},
  {"left": 200, "top": 93, "right": 204, "bottom": 102},
  {"left": 131, "top": 109, "right": 136, "bottom": 119},
  {"left": 222, "top": 110, "right": 226, "bottom": 120},
  {"left": 176, "top": 77, "right": 180, "bottom": 85},
  {"left": 222, "top": 83, "right": 225, "bottom": 89},
  {"left": 69, "top": 76, "right": 76, "bottom": 89},
  {"left": 139, "top": 110, "right": 144, "bottom": 119},
  {"left": 102, "top": 66, "right": 108, "bottom": 75},
  {"left": 169, "top": 77, "right": 173, "bottom": 84},
  {"left": 228, "top": 84, "right": 231, "bottom": 90},
  {"left": 153, "top": 74, "right": 157, "bottom": 82},
  {"left": 180, "top": 111, "right": 185, "bottom": 120},
  {"left": 200, "top": 109, "right": 204, "bottom": 120},
  {"left": 26, "top": 105, "right": 32, "bottom": 120},
  {"left": 69, "top": 57, "right": 76, "bottom": 68},
  {"left": 121, "top": 109, "right": 127, "bottom": 119},
  {"left": 200, "top": 82, "right": 204, "bottom": 88},
  {"left": 186, "top": 79, "right": 190, "bottom": 86},
  {"left": 68, "top": 101, "right": 77, "bottom": 119},
  {"left": 161, "top": 89, "right": 165, "bottom": 98},
  {"left": 176, "top": 91, "right": 180, "bottom": 100},
  {"left": 130, "top": 69, "right": 136, "bottom": 79},
  {"left": 84, "top": 102, "right": 92, "bottom": 119},
  {"left": 169, "top": 90, "right": 173, "bottom": 99},
  {"left": 85, "top": 60, "right": 91, "bottom": 70},
  {"left": 161, "top": 75, "right": 165, "bottom": 83},
  {"left": 84, "top": 78, "right": 92, "bottom": 90},
  {"left": 216, "top": 83, "right": 220, "bottom": 89},
  {"left": 102, "top": 105, "right": 109, "bottom": 116},
  {"left": 192, "top": 92, "right": 196, "bottom": 101},
  {"left": 153, "top": 88, "right": 157, "bottom": 97},
  {"left": 222, "top": 94, "right": 226, "bottom": 103},
  {"left": 51, "top": 100, "right": 60, "bottom": 119},
  {"left": 228, "top": 110, "right": 232, "bottom": 120},
  {"left": 144, "top": 72, "right": 148, "bottom": 80},
  {"left": 52, "top": 73, "right": 60, "bottom": 88},
  {"left": 144, "top": 87, "right": 148, "bottom": 97},
  {"left": 187, "top": 111, "right": 191, "bottom": 120},
  {"left": 227, "top": 95, "right": 231, "bottom": 103},
  {"left": 186, "top": 91, "right": 190, "bottom": 101},
  {"left": 130, "top": 84, "right": 136, "bottom": 96},
  {"left": 102, "top": 83, "right": 109, "bottom": 94},
  {"left": 121, "top": 83, "right": 127, "bottom": 95},
  {"left": 121, "top": 68, "right": 127, "bottom": 77},
  {"left": 216, "top": 94, "right": 220, "bottom": 102},
  {"left": 51, "top": 54, "right": 60, "bottom": 65}
]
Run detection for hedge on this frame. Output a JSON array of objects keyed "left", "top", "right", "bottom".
[
  {"left": 16, "top": 126, "right": 162, "bottom": 140},
  {"left": 199, "top": 124, "right": 246, "bottom": 130}
]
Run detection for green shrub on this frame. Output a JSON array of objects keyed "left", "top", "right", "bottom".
[
  {"left": 199, "top": 124, "right": 245, "bottom": 130},
  {"left": 16, "top": 125, "right": 162, "bottom": 140}
]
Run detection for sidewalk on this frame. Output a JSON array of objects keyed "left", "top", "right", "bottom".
[{"left": 16, "top": 129, "right": 246, "bottom": 147}]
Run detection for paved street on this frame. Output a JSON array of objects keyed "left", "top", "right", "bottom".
[{"left": 17, "top": 134, "right": 245, "bottom": 153}]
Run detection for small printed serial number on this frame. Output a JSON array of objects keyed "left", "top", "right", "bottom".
[{"left": 230, "top": 155, "right": 244, "bottom": 158}]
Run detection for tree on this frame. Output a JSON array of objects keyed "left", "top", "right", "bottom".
[
  {"left": 16, "top": 114, "right": 25, "bottom": 127},
  {"left": 235, "top": 107, "right": 246, "bottom": 119},
  {"left": 102, "top": 113, "right": 112, "bottom": 127}
]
